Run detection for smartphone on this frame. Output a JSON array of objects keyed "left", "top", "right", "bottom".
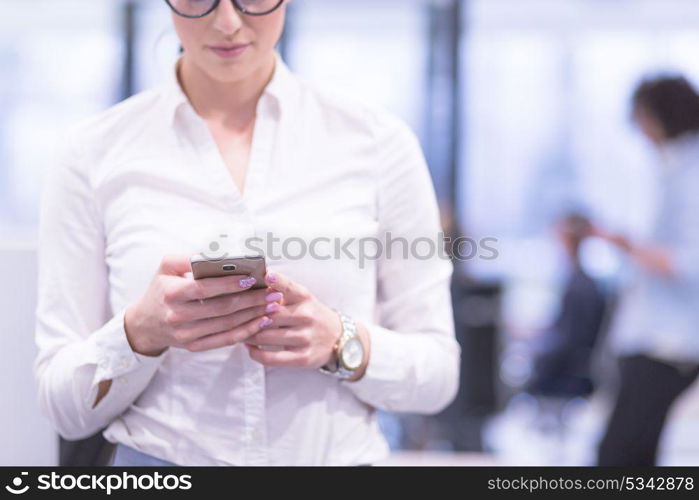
[{"left": 190, "top": 254, "right": 267, "bottom": 290}]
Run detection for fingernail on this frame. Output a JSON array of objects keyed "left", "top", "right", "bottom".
[
  {"left": 265, "top": 302, "right": 280, "bottom": 313},
  {"left": 266, "top": 291, "right": 283, "bottom": 302},
  {"left": 267, "top": 272, "right": 277, "bottom": 283},
  {"left": 239, "top": 277, "right": 256, "bottom": 289},
  {"left": 259, "top": 317, "right": 273, "bottom": 328}
]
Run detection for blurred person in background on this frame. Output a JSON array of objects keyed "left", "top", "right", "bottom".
[
  {"left": 595, "top": 76, "right": 699, "bottom": 466},
  {"left": 33, "top": 0, "right": 459, "bottom": 466},
  {"left": 526, "top": 213, "right": 607, "bottom": 400}
]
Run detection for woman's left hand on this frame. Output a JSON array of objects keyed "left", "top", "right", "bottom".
[{"left": 244, "top": 270, "right": 343, "bottom": 369}]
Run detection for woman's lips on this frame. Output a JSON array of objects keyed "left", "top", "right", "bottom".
[{"left": 209, "top": 44, "right": 250, "bottom": 59}]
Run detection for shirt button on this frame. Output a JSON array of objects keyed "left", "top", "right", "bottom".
[{"left": 117, "top": 376, "right": 127, "bottom": 384}]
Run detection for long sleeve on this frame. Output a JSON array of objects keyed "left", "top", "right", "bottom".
[
  {"left": 669, "top": 164, "right": 699, "bottom": 286},
  {"left": 341, "top": 113, "right": 461, "bottom": 414},
  {"left": 33, "top": 126, "right": 167, "bottom": 441}
]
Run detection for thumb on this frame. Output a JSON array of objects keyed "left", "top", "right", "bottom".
[{"left": 159, "top": 254, "right": 196, "bottom": 276}]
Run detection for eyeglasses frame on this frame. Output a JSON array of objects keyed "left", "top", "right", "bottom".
[{"left": 164, "top": 0, "right": 285, "bottom": 18}]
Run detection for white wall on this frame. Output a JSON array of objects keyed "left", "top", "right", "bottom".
[{"left": 0, "top": 245, "right": 57, "bottom": 465}]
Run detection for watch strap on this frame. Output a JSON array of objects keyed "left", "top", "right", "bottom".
[{"left": 319, "top": 310, "right": 358, "bottom": 379}]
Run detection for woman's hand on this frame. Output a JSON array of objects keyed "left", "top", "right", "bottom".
[
  {"left": 590, "top": 224, "right": 633, "bottom": 252},
  {"left": 124, "top": 254, "right": 283, "bottom": 356},
  {"left": 244, "top": 271, "right": 359, "bottom": 371},
  {"left": 592, "top": 225, "right": 675, "bottom": 277}
]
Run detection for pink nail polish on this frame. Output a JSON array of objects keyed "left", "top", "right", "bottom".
[
  {"left": 240, "top": 277, "right": 256, "bottom": 289},
  {"left": 265, "top": 302, "right": 280, "bottom": 313},
  {"left": 267, "top": 272, "right": 277, "bottom": 283},
  {"left": 259, "top": 317, "right": 273, "bottom": 328},
  {"left": 266, "top": 291, "right": 283, "bottom": 302}
]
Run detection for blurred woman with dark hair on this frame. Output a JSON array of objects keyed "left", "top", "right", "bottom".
[
  {"left": 595, "top": 75, "right": 699, "bottom": 465},
  {"left": 632, "top": 76, "right": 699, "bottom": 144}
]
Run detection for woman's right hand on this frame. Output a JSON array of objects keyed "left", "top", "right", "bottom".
[
  {"left": 590, "top": 224, "right": 632, "bottom": 251},
  {"left": 124, "top": 254, "right": 282, "bottom": 357}
]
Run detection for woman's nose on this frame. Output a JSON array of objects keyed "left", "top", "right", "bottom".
[{"left": 212, "top": 0, "right": 244, "bottom": 34}]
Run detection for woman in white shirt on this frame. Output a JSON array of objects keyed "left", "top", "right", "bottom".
[{"left": 33, "top": 0, "right": 460, "bottom": 466}]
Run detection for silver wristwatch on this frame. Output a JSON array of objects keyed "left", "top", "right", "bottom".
[{"left": 319, "top": 311, "right": 364, "bottom": 379}]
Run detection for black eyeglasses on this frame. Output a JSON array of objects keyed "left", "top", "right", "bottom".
[{"left": 165, "top": 0, "right": 285, "bottom": 18}]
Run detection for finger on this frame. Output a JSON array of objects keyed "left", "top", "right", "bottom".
[
  {"left": 159, "top": 254, "right": 197, "bottom": 277},
  {"left": 184, "top": 315, "right": 273, "bottom": 352},
  {"left": 179, "top": 288, "right": 271, "bottom": 321},
  {"left": 181, "top": 304, "right": 269, "bottom": 340},
  {"left": 244, "top": 303, "right": 304, "bottom": 328},
  {"left": 265, "top": 287, "right": 285, "bottom": 306},
  {"left": 245, "top": 327, "right": 307, "bottom": 347},
  {"left": 174, "top": 274, "right": 259, "bottom": 302},
  {"left": 246, "top": 344, "right": 306, "bottom": 367},
  {"left": 264, "top": 270, "right": 309, "bottom": 304}
]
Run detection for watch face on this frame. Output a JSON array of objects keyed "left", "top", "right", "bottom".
[{"left": 341, "top": 338, "right": 364, "bottom": 370}]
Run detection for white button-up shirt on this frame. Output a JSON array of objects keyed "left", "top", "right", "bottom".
[
  {"left": 610, "top": 132, "right": 699, "bottom": 364},
  {"left": 33, "top": 51, "right": 460, "bottom": 466}
]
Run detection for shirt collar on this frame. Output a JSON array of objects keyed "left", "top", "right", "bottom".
[
  {"left": 659, "top": 130, "right": 699, "bottom": 174},
  {"left": 160, "top": 50, "right": 298, "bottom": 126}
]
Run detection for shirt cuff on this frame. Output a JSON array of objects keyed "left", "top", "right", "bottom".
[
  {"left": 83, "top": 308, "right": 167, "bottom": 409},
  {"left": 339, "top": 322, "right": 413, "bottom": 404}
]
